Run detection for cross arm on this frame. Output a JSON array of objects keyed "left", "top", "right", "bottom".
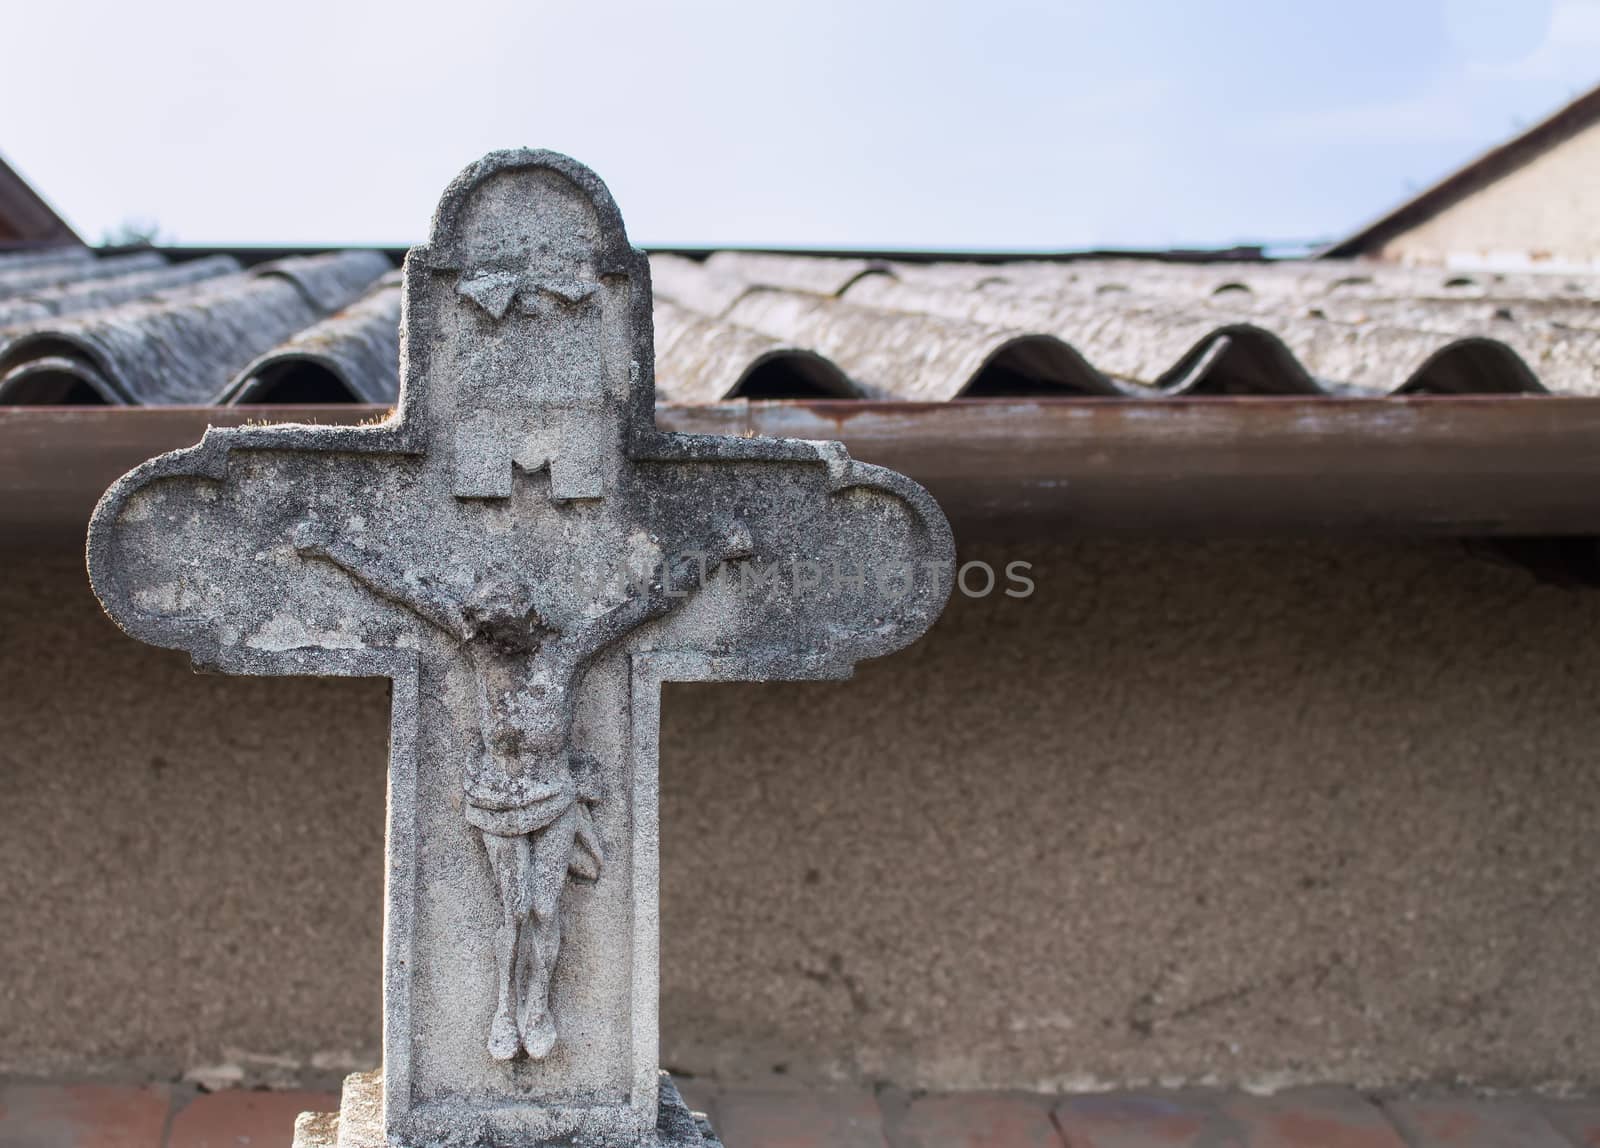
[
  {"left": 292, "top": 521, "right": 469, "bottom": 639},
  {"left": 564, "top": 519, "right": 753, "bottom": 661}
]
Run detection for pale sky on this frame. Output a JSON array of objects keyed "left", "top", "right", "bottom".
[{"left": 4, "top": 0, "right": 1599, "bottom": 250}]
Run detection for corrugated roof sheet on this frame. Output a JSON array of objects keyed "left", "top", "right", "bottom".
[{"left": 2, "top": 245, "right": 1598, "bottom": 406}]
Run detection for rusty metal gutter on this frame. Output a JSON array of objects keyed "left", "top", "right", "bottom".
[{"left": 3, "top": 397, "right": 1600, "bottom": 541}]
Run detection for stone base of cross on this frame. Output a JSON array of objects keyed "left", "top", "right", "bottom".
[
  {"left": 292, "top": 1070, "right": 722, "bottom": 1148},
  {"left": 87, "top": 150, "right": 952, "bottom": 1147}
]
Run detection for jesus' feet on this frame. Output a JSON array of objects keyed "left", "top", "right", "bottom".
[
  {"left": 522, "top": 1009, "right": 558, "bottom": 1060},
  {"left": 488, "top": 1009, "right": 520, "bottom": 1061}
]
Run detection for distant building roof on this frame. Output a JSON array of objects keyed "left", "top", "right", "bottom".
[
  {"left": 1323, "top": 83, "right": 1600, "bottom": 266},
  {"left": 3, "top": 245, "right": 1598, "bottom": 407},
  {"left": 0, "top": 153, "right": 79, "bottom": 248}
]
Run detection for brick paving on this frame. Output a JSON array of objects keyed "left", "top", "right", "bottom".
[{"left": 3, "top": 1080, "right": 1600, "bottom": 1147}]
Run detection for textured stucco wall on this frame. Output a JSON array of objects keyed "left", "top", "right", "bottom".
[
  {"left": 2, "top": 539, "right": 1598, "bottom": 1092},
  {"left": 1377, "top": 118, "right": 1600, "bottom": 268}
]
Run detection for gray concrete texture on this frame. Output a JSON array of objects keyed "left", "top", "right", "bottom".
[{"left": 2, "top": 538, "right": 1598, "bottom": 1092}]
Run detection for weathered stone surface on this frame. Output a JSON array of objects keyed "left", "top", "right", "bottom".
[
  {"left": 293, "top": 1071, "right": 719, "bottom": 1148},
  {"left": 87, "top": 150, "right": 952, "bottom": 1146}
]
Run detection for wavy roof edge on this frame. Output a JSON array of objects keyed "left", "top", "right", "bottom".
[{"left": 2, "top": 244, "right": 1599, "bottom": 408}]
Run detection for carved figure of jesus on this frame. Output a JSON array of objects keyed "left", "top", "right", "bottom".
[{"left": 292, "top": 518, "right": 753, "bottom": 1061}]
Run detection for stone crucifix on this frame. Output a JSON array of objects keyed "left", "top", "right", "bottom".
[{"left": 87, "top": 151, "right": 953, "bottom": 1148}]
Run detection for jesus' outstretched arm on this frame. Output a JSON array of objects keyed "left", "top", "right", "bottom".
[
  {"left": 565, "top": 518, "right": 753, "bottom": 661},
  {"left": 292, "top": 520, "right": 469, "bottom": 639}
]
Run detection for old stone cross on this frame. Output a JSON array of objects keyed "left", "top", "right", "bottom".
[{"left": 87, "top": 151, "right": 953, "bottom": 1148}]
